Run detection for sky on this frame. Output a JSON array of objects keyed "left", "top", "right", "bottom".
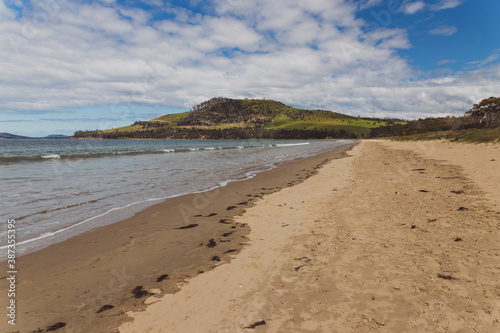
[{"left": 0, "top": 0, "right": 499, "bottom": 136}]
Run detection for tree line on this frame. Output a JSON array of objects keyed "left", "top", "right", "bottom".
[
  {"left": 369, "top": 97, "right": 500, "bottom": 138},
  {"left": 73, "top": 127, "right": 361, "bottom": 140}
]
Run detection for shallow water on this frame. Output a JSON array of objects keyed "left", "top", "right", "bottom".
[{"left": 0, "top": 138, "right": 353, "bottom": 256}]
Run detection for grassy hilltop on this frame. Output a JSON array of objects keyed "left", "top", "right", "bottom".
[{"left": 74, "top": 98, "right": 397, "bottom": 139}]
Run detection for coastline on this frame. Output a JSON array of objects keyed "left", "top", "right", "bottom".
[
  {"left": 119, "top": 140, "right": 500, "bottom": 332},
  {"left": 0, "top": 143, "right": 355, "bottom": 332},
  {"left": 1, "top": 139, "right": 350, "bottom": 259}
]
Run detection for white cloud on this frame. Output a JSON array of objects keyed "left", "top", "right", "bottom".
[
  {"left": 0, "top": 0, "right": 497, "bottom": 129},
  {"left": 467, "top": 50, "right": 500, "bottom": 68},
  {"left": 0, "top": 1, "right": 15, "bottom": 19},
  {"left": 436, "top": 59, "right": 456, "bottom": 66},
  {"left": 429, "top": 25, "right": 458, "bottom": 36},
  {"left": 430, "top": 0, "right": 464, "bottom": 11},
  {"left": 356, "top": 0, "right": 384, "bottom": 11},
  {"left": 402, "top": 1, "right": 425, "bottom": 15},
  {"left": 141, "top": 0, "right": 164, "bottom": 6}
]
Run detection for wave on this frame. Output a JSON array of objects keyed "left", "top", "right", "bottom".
[
  {"left": 0, "top": 164, "right": 281, "bottom": 252},
  {"left": 0, "top": 142, "right": 312, "bottom": 163},
  {"left": 0, "top": 140, "right": 353, "bottom": 254},
  {"left": 275, "top": 142, "right": 310, "bottom": 147}
]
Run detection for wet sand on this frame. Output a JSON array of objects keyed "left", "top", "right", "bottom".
[
  {"left": 0, "top": 144, "right": 354, "bottom": 333},
  {"left": 119, "top": 140, "right": 500, "bottom": 333}
]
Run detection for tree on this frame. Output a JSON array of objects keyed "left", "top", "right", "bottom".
[{"left": 465, "top": 97, "right": 500, "bottom": 128}]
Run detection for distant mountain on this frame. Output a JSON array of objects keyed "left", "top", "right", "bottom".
[
  {"left": 73, "top": 98, "right": 399, "bottom": 140},
  {"left": 0, "top": 133, "right": 70, "bottom": 139},
  {"left": 0, "top": 132, "right": 29, "bottom": 139},
  {"left": 44, "top": 134, "right": 70, "bottom": 139}
]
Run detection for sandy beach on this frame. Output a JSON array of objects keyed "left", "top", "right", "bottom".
[
  {"left": 2, "top": 140, "right": 499, "bottom": 332},
  {"left": 1, "top": 143, "right": 352, "bottom": 333},
  {"left": 119, "top": 140, "right": 500, "bottom": 333}
]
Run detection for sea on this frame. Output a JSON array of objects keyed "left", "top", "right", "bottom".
[{"left": 0, "top": 138, "right": 354, "bottom": 257}]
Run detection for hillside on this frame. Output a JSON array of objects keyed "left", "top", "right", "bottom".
[{"left": 74, "top": 98, "right": 397, "bottom": 139}]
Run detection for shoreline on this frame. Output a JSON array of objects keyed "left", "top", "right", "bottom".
[
  {"left": 119, "top": 140, "right": 500, "bottom": 332},
  {"left": 0, "top": 143, "right": 355, "bottom": 332},
  {"left": 1, "top": 139, "right": 352, "bottom": 259}
]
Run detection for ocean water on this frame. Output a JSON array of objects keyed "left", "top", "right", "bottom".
[{"left": 0, "top": 139, "right": 354, "bottom": 257}]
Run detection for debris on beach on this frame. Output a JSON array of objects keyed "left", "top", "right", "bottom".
[
  {"left": 156, "top": 274, "right": 169, "bottom": 282},
  {"left": 175, "top": 224, "right": 198, "bottom": 229},
  {"left": 244, "top": 320, "right": 266, "bottom": 329},
  {"left": 294, "top": 264, "right": 307, "bottom": 271},
  {"left": 97, "top": 305, "right": 114, "bottom": 313},
  {"left": 207, "top": 239, "right": 217, "bottom": 248},
  {"left": 35, "top": 322, "right": 66, "bottom": 332},
  {"left": 437, "top": 273, "right": 458, "bottom": 281},
  {"left": 132, "top": 286, "right": 151, "bottom": 298}
]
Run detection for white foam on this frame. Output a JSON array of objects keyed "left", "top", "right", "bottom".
[
  {"left": 275, "top": 142, "right": 310, "bottom": 147},
  {"left": 41, "top": 154, "right": 61, "bottom": 159}
]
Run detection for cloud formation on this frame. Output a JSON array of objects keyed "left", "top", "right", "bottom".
[
  {"left": 0, "top": 0, "right": 498, "bottom": 126},
  {"left": 467, "top": 50, "right": 500, "bottom": 69},
  {"left": 402, "top": 0, "right": 463, "bottom": 15},
  {"left": 430, "top": 0, "right": 464, "bottom": 11},
  {"left": 429, "top": 25, "right": 458, "bottom": 36},
  {"left": 402, "top": 1, "right": 425, "bottom": 15}
]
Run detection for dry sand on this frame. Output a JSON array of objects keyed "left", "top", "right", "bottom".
[{"left": 119, "top": 140, "right": 500, "bottom": 333}]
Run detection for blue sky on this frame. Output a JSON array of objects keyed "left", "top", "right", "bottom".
[{"left": 0, "top": 0, "right": 499, "bottom": 136}]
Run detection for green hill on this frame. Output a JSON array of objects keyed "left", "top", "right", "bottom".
[{"left": 74, "top": 98, "right": 399, "bottom": 139}]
